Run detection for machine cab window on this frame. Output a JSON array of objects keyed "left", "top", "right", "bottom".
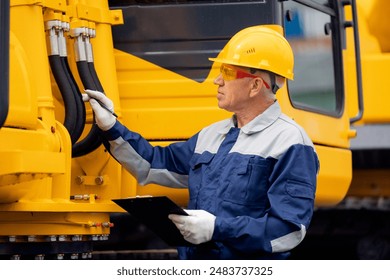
[{"left": 284, "top": 0, "right": 343, "bottom": 117}]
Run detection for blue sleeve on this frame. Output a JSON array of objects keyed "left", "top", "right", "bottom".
[
  {"left": 212, "top": 144, "right": 319, "bottom": 253},
  {"left": 100, "top": 120, "right": 198, "bottom": 188}
]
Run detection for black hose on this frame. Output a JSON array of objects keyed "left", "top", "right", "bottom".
[
  {"left": 72, "top": 61, "right": 104, "bottom": 157},
  {"left": 88, "top": 62, "right": 104, "bottom": 91},
  {"left": 0, "top": 0, "right": 10, "bottom": 128},
  {"left": 76, "top": 61, "right": 96, "bottom": 90},
  {"left": 49, "top": 55, "right": 77, "bottom": 139},
  {"left": 61, "top": 56, "right": 86, "bottom": 143}
]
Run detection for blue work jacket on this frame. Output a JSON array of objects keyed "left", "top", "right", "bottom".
[{"left": 100, "top": 101, "right": 319, "bottom": 259}]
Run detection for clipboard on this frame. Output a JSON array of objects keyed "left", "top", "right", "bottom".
[{"left": 112, "top": 196, "right": 193, "bottom": 247}]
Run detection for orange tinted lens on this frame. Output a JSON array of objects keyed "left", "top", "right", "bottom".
[
  {"left": 220, "top": 64, "right": 237, "bottom": 81},
  {"left": 220, "top": 65, "right": 271, "bottom": 88}
]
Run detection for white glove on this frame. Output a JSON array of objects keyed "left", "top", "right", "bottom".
[
  {"left": 169, "top": 210, "right": 216, "bottom": 245},
  {"left": 82, "top": 89, "right": 116, "bottom": 131}
]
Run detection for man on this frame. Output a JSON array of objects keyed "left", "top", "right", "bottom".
[{"left": 83, "top": 25, "right": 319, "bottom": 259}]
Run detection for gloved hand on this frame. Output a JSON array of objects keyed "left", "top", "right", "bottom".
[
  {"left": 82, "top": 89, "right": 116, "bottom": 131},
  {"left": 168, "top": 210, "right": 216, "bottom": 245}
]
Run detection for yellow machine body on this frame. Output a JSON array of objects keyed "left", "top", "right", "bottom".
[{"left": 1, "top": 0, "right": 386, "bottom": 258}]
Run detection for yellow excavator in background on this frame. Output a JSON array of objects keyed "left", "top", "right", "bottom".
[{"left": 0, "top": 0, "right": 389, "bottom": 259}]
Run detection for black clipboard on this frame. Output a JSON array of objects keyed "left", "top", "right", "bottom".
[{"left": 112, "top": 196, "right": 193, "bottom": 247}]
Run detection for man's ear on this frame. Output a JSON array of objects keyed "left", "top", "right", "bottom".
[{"left": 249, "top": 78, "right": 263, "bottom": 97}]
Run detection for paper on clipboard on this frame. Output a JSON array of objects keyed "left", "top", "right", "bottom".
[{"left": 112, "top": 196, "right": 193, "bottom": 247}]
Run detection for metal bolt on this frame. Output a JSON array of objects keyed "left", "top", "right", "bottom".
[
  {"left": 11, "top": 255, "right": 20, "bottom": 260},
  {"left": 75, "top": 176, "right": 84, "bottom": 185},
  {"left": 102, "top": 222, "right": 114, "bottom": 228},
  {"left": 35, "top": 254, "right": 45, "bottom": 260},
  {"left": 48, "top": 235, "right": 57, "bottom": 242},
  {"left": 72, "top": 235, "right": 82, "bottom": 241},
  {"left": 28, "top": 235, "right": 36, "bottom": 242},
  {"left": 91, "top": 235, "right": 99, "bottom": 241},
  {"left": 58, "top": 235, "right": 67, "bottom": 242},
  {"left": 95, "top": 176, "right": 104, "bottom": 185}
]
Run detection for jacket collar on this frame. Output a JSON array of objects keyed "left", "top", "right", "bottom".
[{"left": 218, "top": 101, "right": 281, "bottom": 135}]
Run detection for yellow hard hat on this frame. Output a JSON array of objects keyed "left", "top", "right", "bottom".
[{"left": 209, "top": 25, "right": 294, "bottom": 80}]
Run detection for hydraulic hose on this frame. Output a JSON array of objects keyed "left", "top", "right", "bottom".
[
  {"left": 71, "top": 32, "right": 107, "bottom": 158},
  {"left": 76, "top": 60, "right": 96, "bottom": 90},
  {"left": 61, "top": 56, "right": 86, "bottom": 143},
  {"left": 47, "top": 22, "right": 86, "bottom": 145},
  {"left": 58, "top": 25, "right": 86, "bottom": 145},
  {"left": 88, "top": 61, "right": 104, "bottom": 91},
  {"left": 71, "top": 60, "right": 104, "bottom": 158},
  {"left": 49, "top": 54, "right": 78, "bottom": 140}
]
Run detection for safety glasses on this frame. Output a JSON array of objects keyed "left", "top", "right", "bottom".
[{"left": 220, "top": 64, "right": 270, "bottom": 89}]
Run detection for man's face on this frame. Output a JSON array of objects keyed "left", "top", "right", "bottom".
[{"left": 213, "top": 64, "right": 255, "bottom": 113}]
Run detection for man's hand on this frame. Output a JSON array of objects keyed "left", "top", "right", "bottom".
[
  {"left": 169, "top": 210, "right": 216, "bottom": 245},
  {"left": 82, "top": 89, "right": 116, "bottom": 131}
]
